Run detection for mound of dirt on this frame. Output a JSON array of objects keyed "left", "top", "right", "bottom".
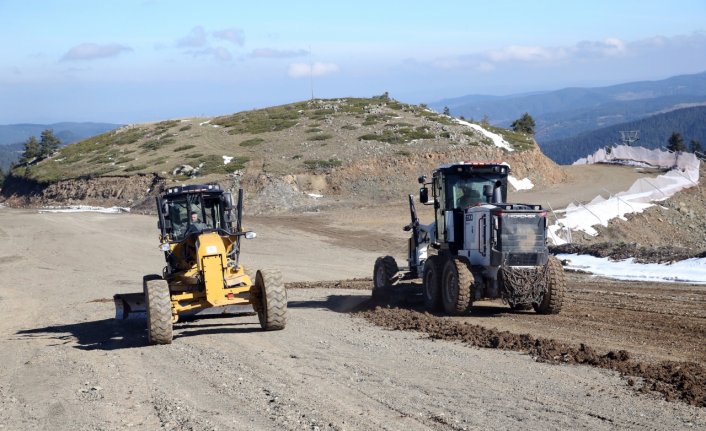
[
  {"left": 357, "top": 306, "right": 706, "bottom": 408},
  {"left": 285, "top": 276, "right": 706, "bottom": 408}
]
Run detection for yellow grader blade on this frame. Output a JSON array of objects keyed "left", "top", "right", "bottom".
[{"left": 113, "top": 292, "right": 254, "bottom": 320}]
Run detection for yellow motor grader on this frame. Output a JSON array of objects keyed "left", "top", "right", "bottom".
[{"left": 114, "top": 184, "right": 287, "bottom": 344}]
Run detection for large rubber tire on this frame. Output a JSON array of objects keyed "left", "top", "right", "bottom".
[
  {"left": 441, "top": 257, "right": 473, "bottom": 315},
  {"left": 144, "top": 275, "right": 173, "bottom": 345},
  {"left": 372, "top": 256, "right": 398, "bottom": 299},
  {"left": 255, "top": 269, "right": 287, "bottom": 330},
  {"left": 534, "top": 256, "right": 566, "bottom": 315},
  {"left": 422, "top": 256, "right": 442, "bottom": 311}
]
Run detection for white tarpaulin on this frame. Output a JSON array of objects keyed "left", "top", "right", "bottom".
[{"left": 549, "top": 146, "right": 700, "bottom": 244}]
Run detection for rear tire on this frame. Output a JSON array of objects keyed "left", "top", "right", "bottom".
[
  {"left": 372, "top": 256, "right": 398, "bottom": 299},
  {"left": 423, "top": 256, "right": 442, "bottom": 311},
  {"left": 534, "top": 256, "right": 566, "bottom": 315},
  {"left": 441, "top": 257, "right": 473, "bottom": 315},
  {"left": 255, "top": 269, "right": 287, "bottom": 330},
  {"left": 144, "top": 275, "right": 173, "bottom": 345}
]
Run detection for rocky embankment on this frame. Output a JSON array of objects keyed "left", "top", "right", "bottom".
[{"left": 1, "top": 144, "right": 566, "bottom": 215}]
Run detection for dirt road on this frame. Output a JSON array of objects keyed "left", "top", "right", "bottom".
[{"left": 0, "top": 207, "right": 704, "bottom": 430}]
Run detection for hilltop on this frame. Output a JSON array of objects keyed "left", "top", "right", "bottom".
[{"left": 1, "top": 97, "right": 564, "bottom": 214}]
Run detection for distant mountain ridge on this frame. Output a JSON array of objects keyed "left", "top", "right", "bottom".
[
  {"left": 541, "top": 106, "right": 706, "bottom": 164},
  {"left": 0, "top": 122, "right": 121, "bottom": 171},
  {"left": 0, "top": 122, "right": 122, "bottom": 146},
  {"left": 429, "top": 71, "right": 706, "bottom": 143}
]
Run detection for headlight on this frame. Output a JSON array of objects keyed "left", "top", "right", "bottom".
[{"left": 160, "top": 243, "right": 170, "bottom": 251}]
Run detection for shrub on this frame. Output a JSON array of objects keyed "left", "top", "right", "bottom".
[
  {"left": 303, "top": 158, "right": 342, "bottom": 170},
  {"left": 309, "top": 133, "right": 333, "bottom": 141},
  {"left": 239, "top": 138, "right": 265, "bottom": 147},
  {"left": 174, "top": 144, "right": 196, "bottom": 152}
]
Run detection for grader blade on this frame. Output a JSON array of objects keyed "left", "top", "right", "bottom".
[{"left": 113, "top": 293, "right": 146, "bottom": 320}]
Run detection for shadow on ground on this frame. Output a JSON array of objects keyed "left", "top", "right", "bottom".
[{"left": 15, "top": 312, "right": 264, "bottom": 350}]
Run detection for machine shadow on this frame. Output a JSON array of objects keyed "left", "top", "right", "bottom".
[
  {"left": 287, "top": 282, "right": 517, "bottom": 318},
  {"left": 15, "top": 313, "right": 266, "bottom": 350},
  {"left": 16, "top": 318, "right": 147, "bottom": 351}
]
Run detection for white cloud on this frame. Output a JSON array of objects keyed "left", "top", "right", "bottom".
[
  {"left": 177, "top": 26, "right": 208, "bottom": 48},
  {"left": 213, "top": 27, "right": 245, "bottom": 46},
  {"left": 476, "top": 61, "right": 495, "bottom": 72},
  {"left": 186, "top": 47, "right": 232, "bottom": 62},
  {"left": 250, "top": 48, "right": 309, "bottom": 59},
  {"left": 487, "top": 45, "right": 567, "bottom": 62},
  {"left": 60, "top": 43, "right": 133, "bottom": 61},
  {"left": 288, "top": 62, "right": 340, "bottom": 78}
]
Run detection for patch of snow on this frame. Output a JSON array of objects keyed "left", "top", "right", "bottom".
[
  {"left": 455, "top": 119, "right": 513, "bottom": 151},
  {"left": 508, "top": 176, "right": 534, "bottom": 190},
  {"left": 212, "top": 124, "right": 220, "bottom": 128},
  {"left": 558, "top": 253, "right": 706, "bottom": 285},
  {"left": 39, "top": 206, "right": 130, "bottom": 214},
  {"left": 223, "top": 155, "right": 233, "bottom": 165},
  {"left": 199, "top": 120, "right": 211, "bottom": 126},
  {"left": 307, "top": 193, "right": 323, "bottom": 199}
]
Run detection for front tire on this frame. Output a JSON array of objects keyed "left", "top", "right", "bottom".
[
  {"left": 254, "top": 269, "right": 287, "bottom": 330},
  {"left": 533, "top": 256, "right": 566, "bottom": 315},
  {"left": 144, "top": 275, "right": 173, "bottom": 345},
  {"left": 441, "top": 257, "right": 473, "bottom": 315},
  {"left": 372, "top": 256, "right": 398, "bottom": 299},
  {"left": 423, "top": 256, "right": 442, "bottom": 311}
]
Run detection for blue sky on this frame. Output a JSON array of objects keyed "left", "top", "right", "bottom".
[{"left": 2, "top": 0, "right": 705, "bottom": 124}]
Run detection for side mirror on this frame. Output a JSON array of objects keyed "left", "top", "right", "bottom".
[
  {"left": 244, "top": 231, "right": 257, "bottom": 239},
  {"left": 419, "top": 187, "right": 429, "bottom": 204},
  {"left": 223, "top": 192, "right": 233, "bottom": 211},
  {"left": 418, "top": 175, "right": 427, "bottom": 184}
]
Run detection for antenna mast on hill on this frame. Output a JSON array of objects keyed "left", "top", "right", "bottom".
[
  {"left": 619, "top": 130, "right": 640, "bottom": 146},
  {"left": 309, "top": 45, "right": 314, "bottom": 101}
]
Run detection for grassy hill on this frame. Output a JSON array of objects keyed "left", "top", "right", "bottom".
[
  {"left": 11, "top": 97, "right": 536, "bottom": 184},
  {"left": 3, "top": 97, "right": 568, "bottom": 214}
]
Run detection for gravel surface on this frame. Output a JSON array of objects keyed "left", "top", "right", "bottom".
[{"left": 1, "top": 208, "right": 704, "bottom": 430}]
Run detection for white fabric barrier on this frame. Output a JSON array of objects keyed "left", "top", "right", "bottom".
[{"left": 548, "top": 146, "right": 700, "bottom": 245}]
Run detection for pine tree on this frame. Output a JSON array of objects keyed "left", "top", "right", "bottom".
[
  {"left": 39, "top": 129, "right": 61, "bottom": 157},
  {"left": 20, "top": 136, "right": 41, "bottom": 163},
  {"left": 667, "top": 132, "right": 686, "bottom": 152},
  {"left": 511, "top": 112, "right": 535, "bottom": 135},
  {"left": 443, "top": 106, "right": 450, "bottom": 116},
  {"left": 690, "top": 139, "right": 702, "bottom": 154}
]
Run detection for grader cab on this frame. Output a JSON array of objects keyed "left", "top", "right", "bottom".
[{"left": 114, "top": 184, "right": 287, "bottom": 344}]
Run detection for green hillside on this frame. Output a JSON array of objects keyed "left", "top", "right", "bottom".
[{"left": 11, "top": 97, "right": 534, "bottom": 184}]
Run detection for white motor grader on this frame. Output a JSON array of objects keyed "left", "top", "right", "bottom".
[{"left": 373, "top": 162, "right": 565, "bottom": 315}]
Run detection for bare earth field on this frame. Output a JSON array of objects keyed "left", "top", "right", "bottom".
[
  {"left": 0, "top": 203, "right": 706, "bottom": 430},
  {"left": 1, "top": 201, "right": 705, "bottom": 431}
]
